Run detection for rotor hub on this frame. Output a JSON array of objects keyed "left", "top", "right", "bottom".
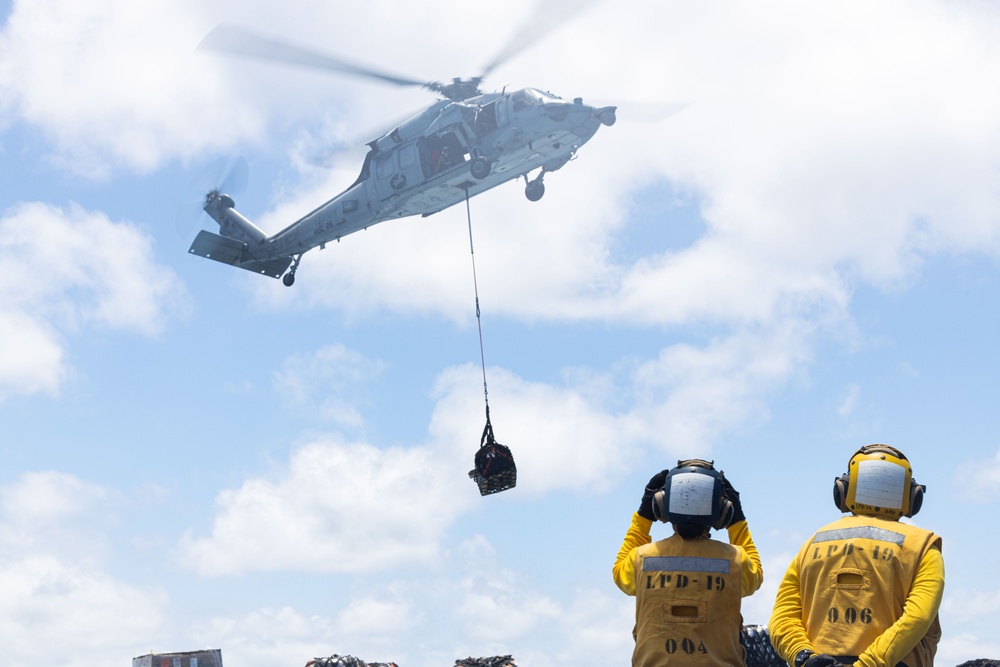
[{"left": 426, "top": 77, "right": 484, "bottom": 101}]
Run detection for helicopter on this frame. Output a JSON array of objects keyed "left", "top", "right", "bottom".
[{"left": 189, "top": 12, "right": 618, "bottom": 287}]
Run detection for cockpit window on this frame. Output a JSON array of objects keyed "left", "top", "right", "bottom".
[
  {"left": 511, "top": 89, "right": 539, "bottom": 111},
  {"left": 534, "top": 90, "right": 565, "bottom": 103}
]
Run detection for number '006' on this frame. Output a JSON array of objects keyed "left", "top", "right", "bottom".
[{"left": 827, "top": 607, "right": 873, "bottom": 624}]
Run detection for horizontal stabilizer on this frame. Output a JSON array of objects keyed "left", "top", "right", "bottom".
[{"left": 189, "top": 230, "right": 293, "bottom": 279}]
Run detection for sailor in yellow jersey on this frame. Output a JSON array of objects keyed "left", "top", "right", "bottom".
[
  {"left": 769, "top": 445, "right": 944, "bottom": 667},
  {"left": 614, "top": 460, "right": 764, "bottom": 667}
]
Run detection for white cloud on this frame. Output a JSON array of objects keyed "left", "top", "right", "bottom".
[
  {"left": 178, "top": 438, "right": 469, "bottom": 576},
  {"left": 0, "top": 202, "right": 186, "bottom": 400},
  {"left": 0, "top": 311, "right": 64, "bottom": 397},
  {"left": 628, "top": 322, "right": 815, "bottom": 453},
  {"left": 937, "top": 632, "right": 1000, "bottom": 667},
  {"left": 544, "top": 588, "right": 635, "bottom": 667},
  {"left": 740, "top": 550, "right": 799, "bottom": 628},
  {"left": 0, "top": 472, "right": 169, "bottom": 667},
  {"left": 272, "top": 343, "right": 387, "bottom": 428},
  {"left": 1, "top": 470, "right": 107, "bottom": 518},
  {"left": 958, "top": 448, "right": 1000, "bottom": 502},
  {"left": 456, "top": 536, "right": 562, "bottom": 641},
  {"left": 0, "top": 470, "right": 115, "bottom": 562},
  {"left": 838, "top": 384, "right": 861, "bottom": 416},
  {"left": 0, "top": 0, "right": 553, "bottom": 175},
  {"left": 0, "top": 0, "right": 265, "bottom": 174},
  {"left": 188, "top": 542, "right": 635, "bottom": 667},
  {"left": 941, "top": 584, "right": 1000, "bottom": 623},
  {"left": 335, "top": 595, "right": 415, "bottom": 639},
  {"left": 0, "top": 555, "right": 168, "bottom": 667},
  {"left": 196, "top": 607, "right": 339, "bottom": 667},
  {"left": 450, "top": 535, "right": 634, "bottom": 666}
]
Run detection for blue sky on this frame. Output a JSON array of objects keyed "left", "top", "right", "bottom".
[{"left": 2, "top": 1, "right": 1000, "bottom": 665}]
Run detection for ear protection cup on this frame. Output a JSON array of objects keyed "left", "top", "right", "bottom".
[
  {"left": 835, "top": 445, "right": 924, "bottom": 518},
  {"left": 713, "top": 496, "right": 735, "bottom": 530},
  {"left": 905, "top": 482, "right": 925, "bottom": 517},
  {"left": 832, "top": 473, "right": 851, "bottom": 513},
  {"left": 652, "top": 488, "right": 667, "bottom": 522}
]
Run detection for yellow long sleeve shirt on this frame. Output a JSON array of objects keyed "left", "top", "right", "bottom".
[
  {"left": 769, "top": 515, "right": 944, "bottom": 667},
  {"left": 613, "top": 512, "right": 764, "bottom": 667},
  {"left": 613, "top": 512, "right": 764, "bottom": 598}
]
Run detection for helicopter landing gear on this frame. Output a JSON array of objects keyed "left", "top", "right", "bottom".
[
  {"left": 525, "top": 179, "right": 545, "bottom": 202},
  {"left": 470, "top": 157, "right": 492, "bottom": 180},
  {"left": 282, "top": 254, "right": 302, "bottom": 287},
  {"left": 524, "top": 171, "right": 546, "bottom": 202}
]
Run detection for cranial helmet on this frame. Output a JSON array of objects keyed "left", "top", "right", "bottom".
[
  {"left": 652, "top": 459, "right": 735, "bottom": 530},
  {"left": 832, "top": 444, "right": 925, "bottom": 519}
]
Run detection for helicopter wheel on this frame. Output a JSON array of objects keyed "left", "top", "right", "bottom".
[
  {"left": 282, "top": 253, "right": 303, "bottom": 287},
  {"left": 470, "top": 157, "right": 491, "bottom": 180},
  {"left": 525, "top": 180, "right": 545, "bottom": 202}
]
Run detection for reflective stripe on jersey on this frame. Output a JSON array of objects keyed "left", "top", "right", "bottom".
[
  {"left": 813, "top": 526, "right": 906, "bottom": 546},
  {"left": 643, "top": 556, "right": 731, "bottom": 573}
]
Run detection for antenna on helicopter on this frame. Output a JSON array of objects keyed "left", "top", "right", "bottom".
[{"left": 462, "top": 188, "right": 516, "bottom": 496}]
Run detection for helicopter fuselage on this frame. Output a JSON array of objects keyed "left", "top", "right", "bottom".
[{"left": 190, "top": 87, "right": 615, "bottom": 284}]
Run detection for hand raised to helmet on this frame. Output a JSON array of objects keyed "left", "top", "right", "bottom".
[
  {"left": 719, "top": 473, "right": 746, "bottom": 524},
  {"left": 637, "top": 469, "right": 670, "bottom": 521}
]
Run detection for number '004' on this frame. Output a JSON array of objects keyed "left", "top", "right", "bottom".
[{"left": 665, "top": 638, "right": 709, "bottom": 654}]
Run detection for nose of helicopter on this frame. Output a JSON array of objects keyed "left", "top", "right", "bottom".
[
  {"left": 542, "top": 99, "right": 617, "bottom": 128},
  {"left": 596, "top": 105, "right": 617, "bottom": 126}
]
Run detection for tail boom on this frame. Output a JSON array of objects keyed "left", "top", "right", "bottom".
[{"left": 188, "top": 230, "right": 293, "bottom": 279}]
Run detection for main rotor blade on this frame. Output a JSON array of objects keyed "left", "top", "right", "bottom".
[
  {"left": 614, "top": 101, "right": 691, "bottom": 124},
  {"left": 480, "top": 0, "right": 603, "bottom": 79},
  {"left": 199, "top": 24, "right": 428, "bottom": 89}
]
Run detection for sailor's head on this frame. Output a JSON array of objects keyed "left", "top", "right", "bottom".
[
  {"left": 652, "top": 459, "right": 734, "bottom": 537},
  {"left": 832, "top": 444, "right": 925, "bottom": 520}
]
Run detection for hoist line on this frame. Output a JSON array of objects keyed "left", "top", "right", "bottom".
[{"left": 464, "top": 187, "right": 490, "bottom": 416}]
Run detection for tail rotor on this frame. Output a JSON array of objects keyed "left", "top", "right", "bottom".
[{"left": 175, "top": 155, "right": 249, "bottom": 241}]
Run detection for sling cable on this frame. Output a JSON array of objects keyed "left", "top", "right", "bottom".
[{"left": 462, "top": 187, "right": 516, "bottom": 496}]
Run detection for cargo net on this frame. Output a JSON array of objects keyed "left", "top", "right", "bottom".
[
  {"left": 741, "top": 625, "right": 785, "bottom": 667},
  {"left": 455, "top": 657, "right": 516, "bottom": 667},
  {"left": 306, "top": 656, "right": 397, "bottom": 667},
  {"left": 737, "top": 625, "right": 1000, "bottom": 667},
  {"left": 302, "top": 648, "right": 1000, "bottom": 667},
  {"left": 468, "top": 416, "right": 516, "bottom": 496}
]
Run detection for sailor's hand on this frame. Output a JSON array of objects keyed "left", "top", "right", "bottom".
[
  {"left": 638, "top": 469, "right": 669, "bottom": 520},
  {"left": 720, "top": 474, "right": 746, "bottom": 524},
  {"left": 803, "top": 654, "right": 847, "bottom": 667}
]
